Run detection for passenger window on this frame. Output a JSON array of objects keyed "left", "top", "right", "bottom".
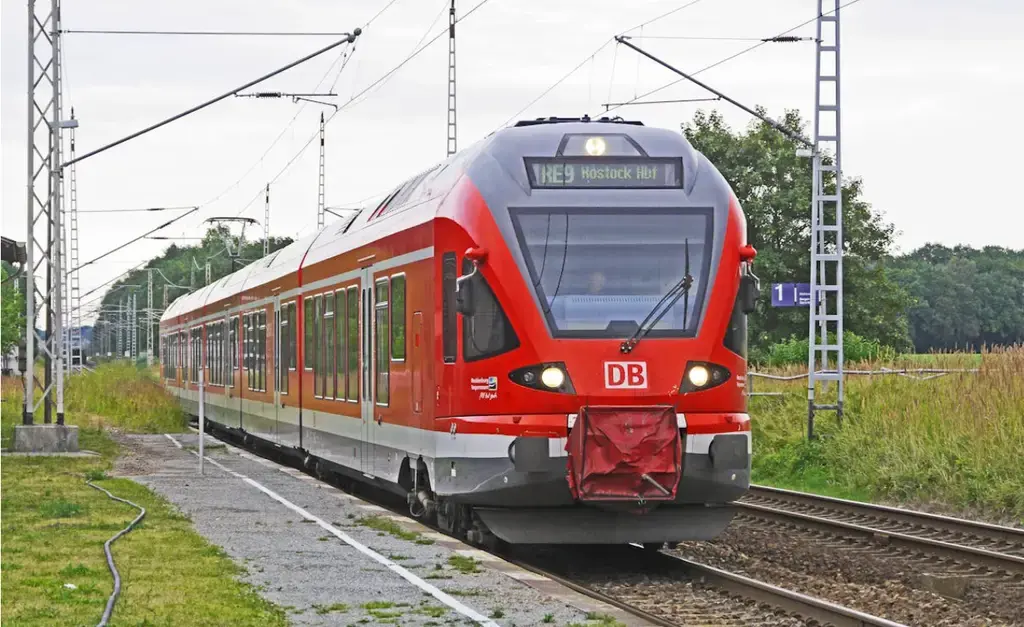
[
  {"left": 442, "top": 253, "right": 457, "bottom": 363},
  {"left": 391, "top": 275, "right": 406, "bottom": 360},
  {"left": 303, "top": 297, "right": 314, "bottom": 371},
  {"left": 374, "top": 279, "right": 390, "bottom": 406},
  {"left": 461, "top": 259, "right": 519, "bottom": 362},
  {"left": 346, "top": 286, "right": 359, "bottom": 401}
]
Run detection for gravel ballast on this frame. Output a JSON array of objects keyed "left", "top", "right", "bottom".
[
  {"left": 115, "top": 433, "right": 594, "bottom": 626},
  {"left": 672, "top": 513, "right": 1024, "bottom": 627}
]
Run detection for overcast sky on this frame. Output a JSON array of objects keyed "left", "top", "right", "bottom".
[{"left": 2, "top": 0, "right": 1022, "bottom": 323}]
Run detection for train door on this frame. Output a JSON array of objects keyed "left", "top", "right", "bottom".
[
  {"left": 272, "top": 296, "right": 282, "bottom": 444},
  {"left": 359, "top": 267, "right": 375, "bottom": 477}
]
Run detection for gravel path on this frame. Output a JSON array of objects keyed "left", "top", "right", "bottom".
[
  {"left": 114, "top": 433, "right": 593, "bottom": 627},
  {"left": 671, "top": 513, "right": 1024, "bottom": 627}
]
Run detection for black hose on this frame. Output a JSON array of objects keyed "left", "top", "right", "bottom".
[{"left": 86, "top": 480, "right": 147, "bottom": 627}]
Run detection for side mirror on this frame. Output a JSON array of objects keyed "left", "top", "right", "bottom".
[
  {"left": 740, "top": 272, "right": 760, "bottom": 315},
  {"left": 455, "top": 264, "right": 478, "bottom": 316}
]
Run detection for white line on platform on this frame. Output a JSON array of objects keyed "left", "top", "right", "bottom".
[{"left": 163, "top": 434, "right": 499, "bottom": 627}]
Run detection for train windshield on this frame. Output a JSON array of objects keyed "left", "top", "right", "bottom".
[{"left": 510, "top": 207, "right": 713, "bottom": 338}]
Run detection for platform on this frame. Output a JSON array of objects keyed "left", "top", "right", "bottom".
[{"left": 115, "top": 433, "right": 653, "bottom": 626}]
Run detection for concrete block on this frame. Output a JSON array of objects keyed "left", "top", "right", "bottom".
[
  {"left": 916, "top": 573, "right": 972, "bottom": 599},
  {"left": 13, "top": 424, "right": 80, "bottom": 453}
]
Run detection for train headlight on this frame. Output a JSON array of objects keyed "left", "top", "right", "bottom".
[
  {"left": 584, "top": 136, "right": 607, "bottom": 156},
  {"left": 687, "top": 365, "right": 710, "bottom": 388},
  {"left": 680, "top": 361, "right": 731, "bottom": 393},
  {"left": 541, "top": 366, "right": 565, "bottom": 389},
  {"left": 509, "top": 362, "right": 575, "bottom": 394}
]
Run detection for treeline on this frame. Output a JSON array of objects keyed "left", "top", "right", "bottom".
[
  {"left": 887, "top": 245, "right": 1024, "bottom": 352},
  {"left": 92, "top": 228, "right": 293, "bottom": 355},
  {"left": 683, "top": 110, "right": 1022, "bottom": 360}
]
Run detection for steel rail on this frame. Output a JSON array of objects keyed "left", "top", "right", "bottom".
[
  {"left": 739, "top": 487, "right": 1024, "bottom": 573},
  {"left": 660, "top": 552, "right": 907, "bottom": 627},
  {"left": 497, "top": 556, "right": 679, "bottom": 627},
  {"left": 746, "top": 484, "right": 1024, "bottom": 545}
]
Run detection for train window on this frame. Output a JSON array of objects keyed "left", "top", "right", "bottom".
[
  {"left": 391, "top": 274, "right": 406, "bottom": 361},
  {"left": 287, "top": 302, "right": 297, "bottom": 370},
  {"left": 461, "top": 258, "right": 520, "bottom": 362},
  {"left": 279, "top": 307, "right": 289, "bottom": 395},
  {"left": 313, "top": 295, "right": 323, "bottom": 397},
  {"left": 346, "top": 286, "right": 358, "bottom": 402},
  {"left": 243, "top": 314, "right": 250, "bottom": 389},
  {"left": 374, "top": 278, "right": 390, "bottom": 406},
  {"left": 323, "top": 294, "right": 335, "bottom": 399},
  {"left": 258, "top": 310, "right": 267, "bottom": 392},
  {"left": 442, "top": 253, "right": 457, "bottom": 363},
  {"left": 229, "top": 316, "right": 238, "bottom": 372},
  {"left": 303, "top": 296, "right": 314, "bottom": 372},
  {"left": 206, "top": 324, "right": 215, "bottom": 386},
  {"left": 335, "top": 290, "right": 345, "bottom": 401}
]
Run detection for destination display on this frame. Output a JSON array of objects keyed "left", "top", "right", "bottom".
[{"left": 524, "top": 157, "right": 683, "bottom": 189}]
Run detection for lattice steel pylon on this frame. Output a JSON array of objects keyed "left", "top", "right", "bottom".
[
  {"left": 263, "top": 184, "right": 270, "bottom": 255},
  {"left": 446, "top": 0, "right": 457, "bottom": 156},
  {"left": 316, "top": 113, "right": 326, "bottom": 230},
  {"left": 24, "top": 0, "right": 67, "bottom": 424},
  {"left": 806, "top": 0, "right": 844, "bottom": 438},
  {"left": 146, "top": 269, "right": 154, "bottom": 367},
  {"left": 130, "top": 293, "right": 137, "bottom": 362},
  {"left": 66, "top": 108, "right": 82, "bottom": 372}
]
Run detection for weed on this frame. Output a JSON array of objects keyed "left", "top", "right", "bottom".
[
  {"left": 387, "top": 554, "right": 412, "bottom": 561},
  {"left": 750, "top": 346, "right": 1024, "bottom": 520},
  {"left": 313, "top": 603, "right": 349, "bottom": 615},
  {"left": 446, "top": 554, "right": 481, "bottom": 574},
  {"left": 489, "top": 608, "right": 505, "bottom": 618},
  {"left": 355, "top": 515, "right": 422, "bottom": 541},
  {"left": 542, "top": 613, "right": 555, "bottom": 623},
  {"left": 417, "top": 604, "right": 447, "bottom": 618},
  {"left": 39, "top": 499, "right": 83, "bottom": 519},
  {"left": 58, "top": 564, "right": 92, "bottom": 578},
  {"left": 585, "top": 612, "right": 625, "bottom": 626},
  {"left": 317, "top": 536, "right": 331, "bottom": 542},
  {"left": 84, "top": 469, "right": 107, "bottom": 481},
  {"left": 444, "top": 588, "right": 483, "bottom": 597}
]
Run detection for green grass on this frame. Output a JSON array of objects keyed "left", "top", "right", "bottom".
[
  {"left": 446, "top": 554, "right": 481, "bottom": 574},
  {"left": 750, "top": 346, "right": 1024, "bottom": 522},
  {"left": 354, "top": 514, "right": 426, "bottom": 542},
  {"left": 1, "top": 367, "right": 285, "bottom": 626}
]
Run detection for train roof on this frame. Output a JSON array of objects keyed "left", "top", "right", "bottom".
[{"left": 161, "top": 118, "right": 697, "bottom": 323}]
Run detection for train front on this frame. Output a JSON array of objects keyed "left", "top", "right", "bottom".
[{"left": 435, "top": 118, "right": 759, "bottom": 546}]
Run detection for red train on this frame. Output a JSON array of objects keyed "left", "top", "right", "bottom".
[{"left": 160, "top": 116, "right": 759, "bottom": 547}]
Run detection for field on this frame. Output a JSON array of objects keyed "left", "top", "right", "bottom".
[
  {"left": 749, "top": 346, "right": 1024, "bottom": 523},
  {"left": 1, "top": 363, "right": 286, "bottom": 626}
]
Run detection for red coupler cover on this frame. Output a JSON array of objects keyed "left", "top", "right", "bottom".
[{"left": 566, "top": 405, "right": 682, "bottom": 502}]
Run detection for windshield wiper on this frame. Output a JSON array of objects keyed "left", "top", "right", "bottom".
[{"left": 620, "top": 238, "right": 693, "bottom": 354}]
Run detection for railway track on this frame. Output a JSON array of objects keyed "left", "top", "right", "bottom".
[
  {"left": 196, "top": 423, "right": 904, "bottom": 626},
  {"left": 510, "top": 545, "right": 907, "bottom": 626},
  {"left": 740, "top": 485, "right": 1024, "bottom": 574}
]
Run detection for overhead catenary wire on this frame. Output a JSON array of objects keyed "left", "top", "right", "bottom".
[
  {"left": 493, "top": 0, "right": 709, "bottom": 131},
  {"left": 63, "top": 29, "right": 357, "bottom": 37},
  {"left": 229, "top": 0, "right": 495, "bottom": 221},
  {"left": 77, "top": 205, "right": 197, "bottom": 214},
  {"left": 603, "top": 0, "right": 865, "bottom": 116},
  {"left": 71, "top": 207, "right": 199, "bottom": 274},
  {"left": 63, "top": 30, "right": 361, "bottom": 169},
  {"left": 192, "top": 0, "right": 404, "bottom": 217}
]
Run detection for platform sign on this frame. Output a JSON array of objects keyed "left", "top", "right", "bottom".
[{"left": 771, "top": 283, "right": 811, "bottom": 307}]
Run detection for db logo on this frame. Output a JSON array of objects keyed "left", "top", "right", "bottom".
[{"left": 604, "top": 361, "right": 648, "bottom": 389}]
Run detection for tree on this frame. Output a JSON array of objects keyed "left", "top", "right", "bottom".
[
  {"left": 682, "top": 109, "right": 912, "bottom": 357},
  {"left": 92, "top": 228, "right": 294, "bottom": 357},
  {"left": 1, "top": 262, "right": 26, "bottom": 356},
  {"left": 887, "top": 245, "right": 1024, "bottom": 351}
]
